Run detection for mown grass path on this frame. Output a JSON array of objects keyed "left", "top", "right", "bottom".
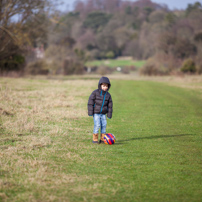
[
  {"left": 0, "top": 78, "right": 202, "bottom": 202},
  {"left": 81, "top": 80, "right": 202, "bottom": 202},
  {"left": 107, "top": 80, "right": 202, "bottom": 201}
]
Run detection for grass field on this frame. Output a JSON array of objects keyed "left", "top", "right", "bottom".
[
  {"left": 0, "top": 75, "right": 202, "bottom": 202},
  {"left": 85, "top": 59, "right": 146, "bottom": 68}
]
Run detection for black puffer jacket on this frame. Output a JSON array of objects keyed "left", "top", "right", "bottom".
[{"left": 88, "top": 77, "right": 113, "bottom": 118}]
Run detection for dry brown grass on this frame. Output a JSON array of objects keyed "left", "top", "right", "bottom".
[
  {"left": 0, "top": 78, "right": 95, "bottom": 133},
  {"left": 0, "top": 77, "right": 97, "bottom": 201}
]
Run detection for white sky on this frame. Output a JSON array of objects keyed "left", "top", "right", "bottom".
[{"left": 57, "top": 0, "right": 202, "bottom": 11}]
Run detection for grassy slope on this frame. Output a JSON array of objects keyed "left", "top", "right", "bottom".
[
  {"left": 0, "top": 78, "right": 202, "bottom": 202},
  {"left": 85, "top": 59, "right": 146, "bottom": 68}
]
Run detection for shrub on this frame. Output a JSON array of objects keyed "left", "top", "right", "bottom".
[
  {"left": 0, "top": 54, "right": 25, "bottom": 75},
  {"left": 25, "top": 58, "right": 84, "bottom": 76},
  {"left": 106, "top": 51, "right": 115, "bottom": 59},
  {"left": 63, "top": 59, "right": 84, "bottom": 75},
  {"left": 124, "top": 65, "right": 137, "bottom": 72},
  {"left": 25, "top": 60, "right": 49, "bottom": 75},
  {"left": 195, "top": 57, "right": 202, "bottom": 74},
  {"left": 180, "top": 58, "right": 196, "bottom": 73},
  {"left": 139, "top": 58, "right": 169, "bottom": 76},
  {"left": 96, "top": 66, "right": 112, "bottom": 75},
  {"left": 129, "top": 65, "right": 137, "bottom": 71},
  {"left": 122, "top": 66, "right": 130, "bottom": 74},
  {"left": 196, "top": 64, "right": 202, "bottom": 74}
]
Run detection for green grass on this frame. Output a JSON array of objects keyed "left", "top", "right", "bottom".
[
  {"left": 85, "top": 59, "right": 146, "bottom": 68},
  {"left": 79, "top": 80, "right": 202, "bottom": 201},
  {"left": 0, "top": 77, "right": 202, "bottom": 201}
]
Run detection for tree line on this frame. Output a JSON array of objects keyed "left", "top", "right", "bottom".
[{"left": 1, "top": 0, "right": 202, "bottom": 76}]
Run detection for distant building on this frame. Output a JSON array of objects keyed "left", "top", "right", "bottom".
[{"left": 34, "top": 45, "right": 44, "bottom": 59}]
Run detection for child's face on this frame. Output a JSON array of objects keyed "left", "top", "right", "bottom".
[{"left": 101, "top": 83, "right": 108, "bottom": 91}]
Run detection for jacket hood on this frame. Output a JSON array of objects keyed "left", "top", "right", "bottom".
[{"left": 98, "top": 77, "right": 111, "bottom": 91}]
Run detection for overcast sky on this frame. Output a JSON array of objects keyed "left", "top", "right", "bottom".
[{"left": 57, "top": 0, "right": 202, "bottom": 11}]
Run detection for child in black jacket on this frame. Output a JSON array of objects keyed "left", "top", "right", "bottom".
[{"left": 88, "top": 77, "right": 113, "bottom": 143}]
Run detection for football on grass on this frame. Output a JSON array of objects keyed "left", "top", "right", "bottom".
[{"left": 104, "top": 133, "right": 116, "bottom": 145}]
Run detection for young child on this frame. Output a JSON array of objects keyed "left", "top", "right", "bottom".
[{"left": 88, "top": 77, "right": 113, "bottom": 143}]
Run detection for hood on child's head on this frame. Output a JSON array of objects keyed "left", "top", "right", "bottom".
[{"left": 98, "top": 77, "right": 111, "bottom": 90}]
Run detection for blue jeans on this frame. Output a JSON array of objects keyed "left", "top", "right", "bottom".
[{"left": 93, "top": 114, "right": 107, "bottom": 134}]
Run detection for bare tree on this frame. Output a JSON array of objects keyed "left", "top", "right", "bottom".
[{"left": 0, "top": 0, "right": 52, "bottom": 60}]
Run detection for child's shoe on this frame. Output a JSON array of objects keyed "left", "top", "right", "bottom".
[
  {"left": 100, "top": 133, "right": 105, "bottom": 143},
  {"left": 92, "top": 133, "right": 98, "bottom": 143}
]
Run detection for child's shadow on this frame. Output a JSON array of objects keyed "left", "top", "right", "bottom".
[{"left": 115, "top": 134, "right": 194, "bottom": 145}]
